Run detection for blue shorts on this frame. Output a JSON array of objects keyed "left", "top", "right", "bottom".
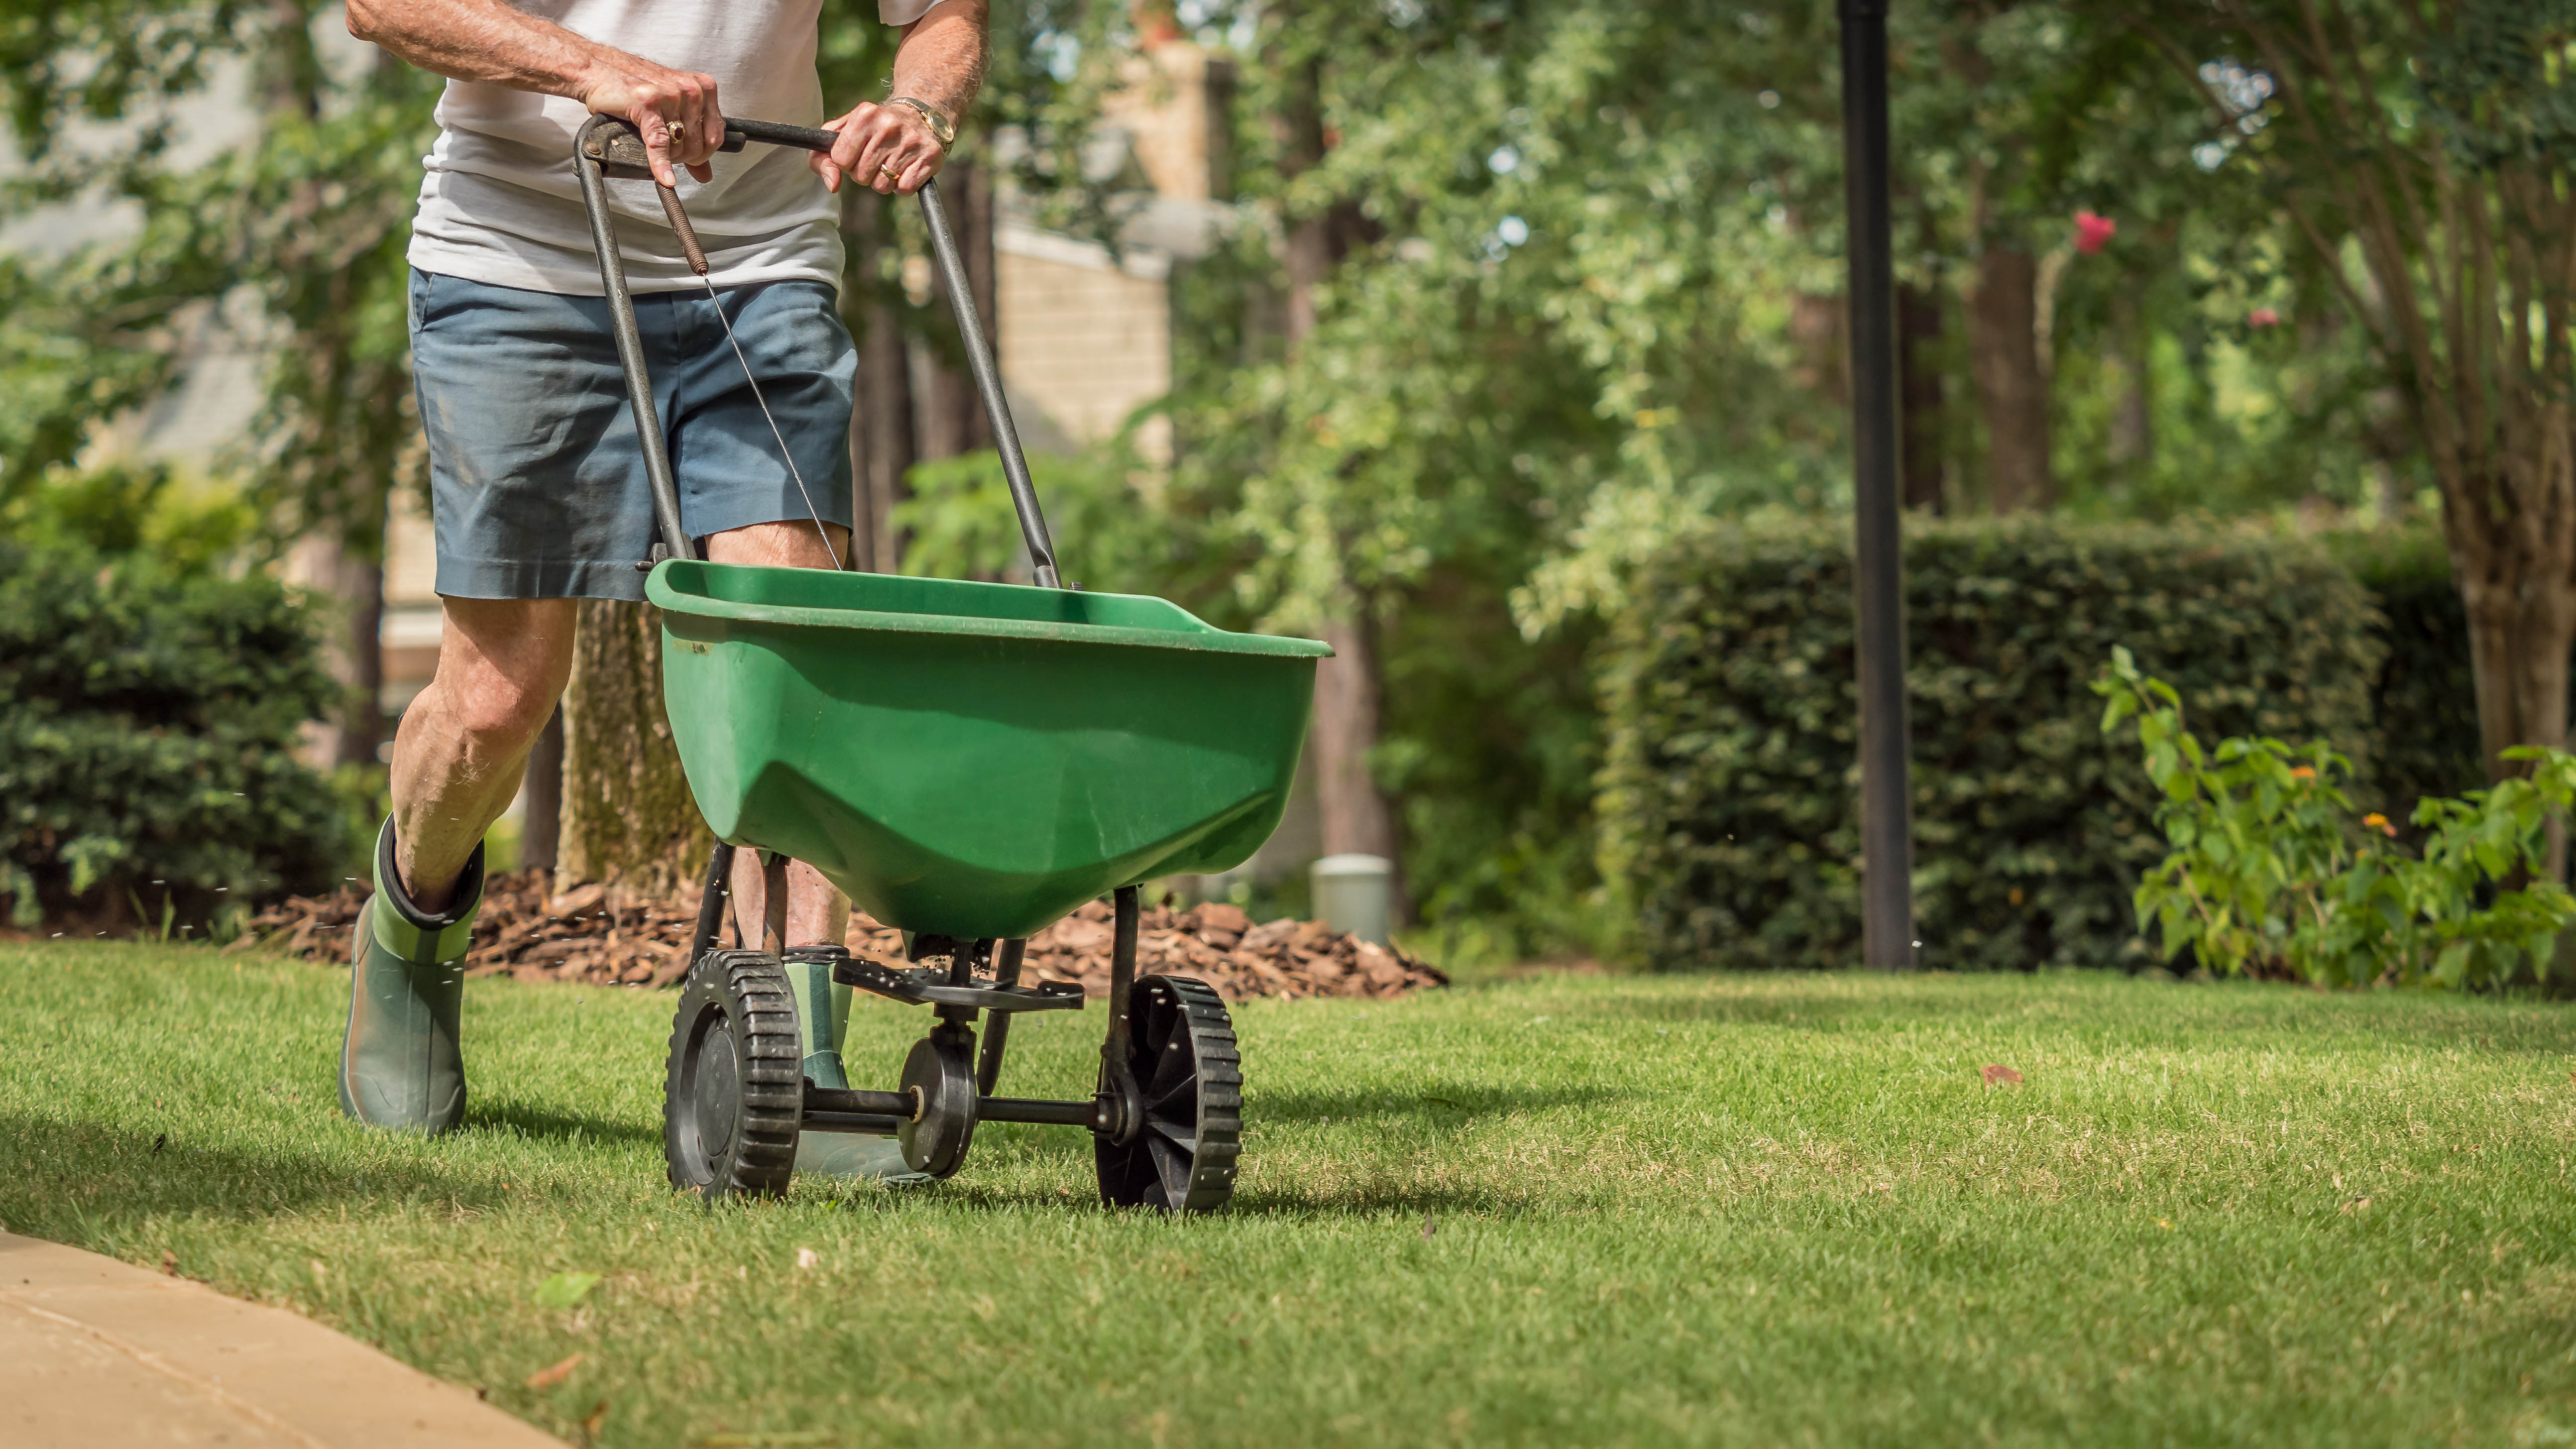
[{"left": 408, "top": 268, "right": 856, "bottom": 602}]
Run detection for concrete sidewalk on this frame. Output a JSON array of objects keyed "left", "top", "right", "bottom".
[{"left": 0, "top": 1230, "right": 564, "bottom": 1447}]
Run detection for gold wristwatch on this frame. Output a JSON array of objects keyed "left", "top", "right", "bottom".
[{"left": 885, "top": 96, "right": 955, "bottom": 150}]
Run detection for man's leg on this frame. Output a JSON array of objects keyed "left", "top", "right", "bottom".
[
  {"left": 339, "top": 597, "right": 576, "bottom": 1133},
  {"left": 394, "top": 598, "right": 579, "bottom": 908}
]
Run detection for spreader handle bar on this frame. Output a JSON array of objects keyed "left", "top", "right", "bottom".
[
  {"left": 575, "top": 114, "right": 695, "bottom": 565},
  {"left": 575, "top": 114, "right": 1063, "bottom": 587},
  {"left": 913, "top": 174, "right": 1062, "bottom": 587}
]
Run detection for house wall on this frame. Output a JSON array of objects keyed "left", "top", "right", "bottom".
[{"left": 996, "top": 223, "right": 1173, "bottom": 453}]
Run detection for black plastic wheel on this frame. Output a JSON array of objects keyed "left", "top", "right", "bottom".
[
  {"left": 665, "top": 949, "right": 801, "bottom": 1199},
  {"left": 1096, "top": 976, "right": 1241, "bottom": 1213}
]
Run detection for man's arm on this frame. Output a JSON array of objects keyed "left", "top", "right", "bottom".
[
  {"left": 813, "top": 0, "right": 989, "bottom": 196},
  {"left": 346, "top": 0, "right": 724, "bottom": 187}
]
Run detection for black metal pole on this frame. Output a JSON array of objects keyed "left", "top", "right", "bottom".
[
  {"left": 1839, "top": 0, "right": 1915, "bottom": 970},
  {"left": 689, "top": 841, "right": 737, "bottom": 960}
]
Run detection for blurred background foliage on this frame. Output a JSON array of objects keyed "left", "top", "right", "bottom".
[{"left": 2, "top": 0, "right": 2551, "bottom": 967}]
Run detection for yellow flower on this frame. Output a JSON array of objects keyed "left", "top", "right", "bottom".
[
  {"left": 2363, "top": 811, "right": 2398, "bottom": 838},
  {"left": 2290, "top": 765, "right": 2316, "bottom": 780}
]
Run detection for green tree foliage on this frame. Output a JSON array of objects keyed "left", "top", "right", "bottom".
[
  {"left": 1106, "top": 0, "right": 2408, "bottom": 954},
  {"left": 2118, "top": 0, "right": 2576, "bottom": 802},
  {"left": 0, "top": 2, "right": 440, "bottom": 551},
  {"left": 4, "top": 1, "right": 2515, "bottom": 963}
]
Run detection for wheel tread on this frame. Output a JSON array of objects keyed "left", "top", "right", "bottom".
[
  {"left": 663, "top": 948, "right": 803, "bottom": 1200},
  {"left": 1097, "top": 975, "right": 1244, "bottom": 1214}
]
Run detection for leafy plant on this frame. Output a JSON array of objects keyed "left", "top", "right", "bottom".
[
  {"left": 0, "top": 535, "right": 345, "bottom": 933},
  {"left": 2096, "top": 647, "right": 2576, "bottom": 989}
]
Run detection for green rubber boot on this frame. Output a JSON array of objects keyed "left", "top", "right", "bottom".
[
  {"left": 781, "top": 946, "right": 925, "bottom": 1182},
  {"left": 337, "top": 819, "right": 483, "bottom": 1134},
  {"left": 781, "top": 947, "right": 854, "bottom": 1090}
]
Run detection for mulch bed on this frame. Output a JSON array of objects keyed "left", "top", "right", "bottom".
[{"left": 233, "top": 869, "right": 1447, "bottom": 1002}]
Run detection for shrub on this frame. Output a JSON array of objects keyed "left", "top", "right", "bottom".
[
  {"left": 1597, "top": 516, "right": 2383, "bottom": 970},
  {"left": 0, "top": 537, "right": 346, "bottom": 932},
  {"left": 2098, "top": 649, "right": 2574, "bottom": 990}
]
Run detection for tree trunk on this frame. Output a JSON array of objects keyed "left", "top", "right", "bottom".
[
  {"left": 1897, "top": 281, "right": 1945, "bottom": 512},
  {"left": 2461, "top": 568, "right": 2576, "bottom": 884},
  {"left": 1967, "top": 242, "right": 2054, "bottom": 512},
  {"left": 558, "top": 601, "right": 712, "bottom": 893},
  {"left": 335, "top": 549, "right": 384, "bottom": 767},
  {"left": 2105, "top": 291, "right": 2152, "bottom": 475},
  {"left": 1789, "top": 292, "right": 1846, "bottom": 407},
  {"left": 1274, "top": 38, "right": 1407, "bottom": 918},
  {"left": 2106, "top": 356, "right": 2152, "bottom": 470},
  {"left": 1313, "top": 613, "right": 1406, "bottom": 893},
  {"left": 842, "top": 185, "right": 916, "bottom": 573},
  {"left": 2444, "top": 399, "right": 2576, "bottom": 880},
  {"left": 2462, "top": 584, "right": 2576, "bottom": 783},
  {"left": 1279, "top": 51, "right": 1332, "bottom": 346},
  {"left": 520, "top": 707, "right": 563, "bottom": 877},
  {"left": 295, "top": 536, "right": 384, "bottom": 769},
  {"left": 2450, "top": 423, "right": 2576, "bottom": 826},
  {"left": 916, "top": 158, "right": 996, "bottom": 461}
]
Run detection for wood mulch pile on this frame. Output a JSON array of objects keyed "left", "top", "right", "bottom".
[
  {"left": 233, "top": 869, "right": 1447, "bottom": 1002},
  {"left": 984, "top": 897, "right": 1445, "bottom": 1002}
]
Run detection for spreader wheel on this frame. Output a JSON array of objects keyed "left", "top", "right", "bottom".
[
  {"left": 1096, "top": 976, "right": 1241, "bottom": 1213},
  {"left": 665, "top": 949, "right": 802, "bottom": 1199}
]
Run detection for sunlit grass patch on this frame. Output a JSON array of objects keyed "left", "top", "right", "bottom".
[{"left": 3, "top": 942, "right": 2572, "bottom": 1447}]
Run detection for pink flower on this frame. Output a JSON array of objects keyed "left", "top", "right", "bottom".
[
  {"left": 2073, "top": 211, "right": 2117, "bottom": 255},
  {"left": 2247, "top": 307, "right": 2281, "bottom": 329}
]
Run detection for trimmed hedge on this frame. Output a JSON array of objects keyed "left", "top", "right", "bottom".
[
  {"left": 2328, "top": 528, "right": 2484, "bottom": 820},
  {"left": 0, "top": 540, "right": 345, "bottom": 930},
  {"left": 1598, "top": 517, "right": 2385, "bottom": 971}
]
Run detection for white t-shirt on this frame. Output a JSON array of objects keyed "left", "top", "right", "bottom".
[{"left": 405, "top": 0, "right": 930, "bottom": 296}]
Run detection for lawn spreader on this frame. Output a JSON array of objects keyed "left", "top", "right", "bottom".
[{"left": 574, "top": 115, "right": 1329, "bottom": 1213}]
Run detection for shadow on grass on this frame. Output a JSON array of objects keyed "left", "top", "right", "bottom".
[
  {"left": 0, "top": 1110, "right": 505, "bottom": 1231},
  {"left": 1250, "top": 1082, "right": 1618, "bottom": 1124},
  {"left": 464, "top": 1098, "right": 661, "bottom": 1148},
  {"left": 928, "top": 1173, "right": 1546, "bottom": 1218}
]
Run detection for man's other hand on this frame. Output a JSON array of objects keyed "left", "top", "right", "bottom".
[
  {"left": 577, "top": 57, "right": 724, "bottom": 187},
  {"left": 813, "top": 102, "right": 945, "bottom": 196}
]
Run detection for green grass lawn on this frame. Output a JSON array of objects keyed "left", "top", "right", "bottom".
[{"left": 5, "top": 941, "right": 2575, "bottom": 1447}]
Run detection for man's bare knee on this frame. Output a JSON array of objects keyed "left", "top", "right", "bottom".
[
  {"left": 704, "top": 520, "right": 851, "bottom": 571},
  {"left": 425, "top": 597, "right": 577, "bottom": 746},
  {"left": 443, "top": 676, "right": 558, "bottom": 747}
]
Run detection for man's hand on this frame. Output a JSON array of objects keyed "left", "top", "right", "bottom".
[
  {"left": 575, "top": 56, "right": 724, "bottom": 187},
  {"left": 816, "top": 0, "right": 987, "bottom": 196},
  {"left": 813, "top": 102, "right": 945, "bottom": 195}
]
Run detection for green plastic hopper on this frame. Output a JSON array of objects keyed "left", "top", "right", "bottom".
[{"left": 647, "top": 560, "right": 1330, "bottom": 941}]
